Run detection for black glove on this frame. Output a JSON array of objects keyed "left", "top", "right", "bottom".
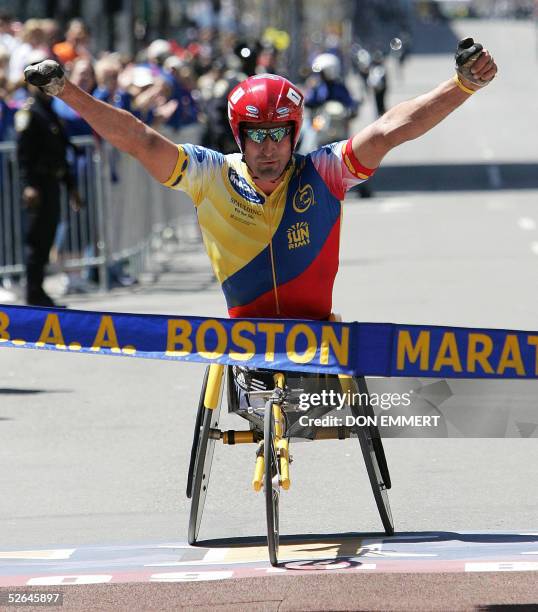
[
  {"left": 455, "top": 38, "right": 485, "bottom": 87},
  {"left": 24, "top": 60, "right": 65, "bottom": 96}
]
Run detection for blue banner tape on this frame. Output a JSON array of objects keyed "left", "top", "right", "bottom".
[
  {"left": 1, "top": 305, "right": 537, "bottom": 378},
  {"left": 0, "top": 305, "right": 355, "bottom": 375}
]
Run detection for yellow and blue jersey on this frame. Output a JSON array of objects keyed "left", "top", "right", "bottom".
[{"left": 163, "top": 139, "right": 375, "bottom": 320}]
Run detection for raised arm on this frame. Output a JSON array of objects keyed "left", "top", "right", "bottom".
[
  {"left": 353, "top": 38, "right": 498, "bottom": 170},
  {"left": 24, "top": 61, "right": 179, "bottom": 184}
]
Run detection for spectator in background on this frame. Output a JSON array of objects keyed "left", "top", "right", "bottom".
[
  {"left": 93, "top": 54, "right": 131, "bottom": 111},
  {"left": 9, "top": 19, "right": 46, "bottom": 85},
  {"left": 367, "top": 50, "right": 388, "bottom": 117},
  {"left": 16, "top": 81, "right": 78, "bottom": 307},
  {"left": 135, "top": 76, "right": 179, "bottom": 127},
  {"left": 200, "top": 60, "right": 242, "bottom": 154},
  {"left": 305, "top": 53, "right": 358, "bottom": 116},
  {"left": 145, "top": 39, "right": 172, "bottom": 76},
  {"left": 162, "top": 55, "right": 198, "bottom": 130},
  {"left": 52, "top": 57, "right": 95, "bottom": 136},
  {"left": 52, "top": 19, "right": 91, "bottom": 68},
  {"left": 41, "top": 19, "right": 62, "bottom": 56},
  {"left": 255, "top": 43, "right": 279, "bottom": 75},
  {"left": 0, "top": 45, "right": 15, "bottom": 140},
  {"left": 0, "top": 11, "right": 16, "bottom": 53}
]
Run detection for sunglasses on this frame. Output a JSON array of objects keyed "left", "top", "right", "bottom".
[{"left": 244, "top": 126, "right": 292, "bottom": 144}]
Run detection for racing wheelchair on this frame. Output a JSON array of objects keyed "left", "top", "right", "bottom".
[{"left": 186, "top": 363, "right": 393, "bottom": 566}]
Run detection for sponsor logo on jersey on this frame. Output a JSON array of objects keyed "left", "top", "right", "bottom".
[
  {"left": 287, "top": 221, "right": 310, "bottom": 250},
  {"left": 293, "top": 184, "right": 315, "bottom": 213},
  {"left": 227, "top": 167, "right": 265, "bottom": 205}
]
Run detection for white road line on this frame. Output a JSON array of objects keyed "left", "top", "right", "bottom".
[
  {"left": 466, "top": 561, "right": 538, "bottom": 572},
  {"left": 0, "top": 549, "right": 76, "bottom": 560}
]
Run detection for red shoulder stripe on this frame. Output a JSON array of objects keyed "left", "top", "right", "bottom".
[{"left": 343, "top": 138, "right": 377, "bottom": 179}]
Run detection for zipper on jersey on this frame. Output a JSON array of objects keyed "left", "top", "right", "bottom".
[
  {"left": 264, "top": 196, "right": 280, "bottom": 315},
  {"left": 268, "top": 239, "right": 280, "bottom": 315},
  {"left": 248, "top": 161, "right": 295, "bottom": 318}
]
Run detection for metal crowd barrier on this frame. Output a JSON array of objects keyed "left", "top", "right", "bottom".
[{"left": 0, "top": 128, "right": 199, "bottom": 291}]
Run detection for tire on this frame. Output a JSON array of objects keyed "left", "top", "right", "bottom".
[
  {"left": 188, "top": 368, "right": 223, "bottom": 545},
  {"left": 264, "top": 399, "right": 280, "bottom": 566},
  {"left": 350, "top": 399, "right": 394, "bottom": 535},
  {"left": 187, "top": 366, "right": 210, "bottom": 499},
  {"left": 355, "top": 377, "right": 391, "bottom": 490}
]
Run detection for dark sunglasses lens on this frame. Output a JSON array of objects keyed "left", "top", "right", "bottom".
[
  {"left": 246, "top": 129, "right": 268, "bottom": 143},
  {"left": 245, "top": 127, "right": 291, "bottom": 143},
  {"left": 268, "top": 127, "right": 288, "bottom": 142}
]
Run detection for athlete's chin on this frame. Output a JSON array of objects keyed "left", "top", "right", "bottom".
[{"left": 255, "top": 164, "right": 283, "bottom": 180}]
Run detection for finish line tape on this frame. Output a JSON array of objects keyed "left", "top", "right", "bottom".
[{"left": 1, "top": 304, "right": 538, "bottom": 378}]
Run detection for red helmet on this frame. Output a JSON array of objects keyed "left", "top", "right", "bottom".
[{"left": 227, "top": 74, "right": 304, "bottom": 152}]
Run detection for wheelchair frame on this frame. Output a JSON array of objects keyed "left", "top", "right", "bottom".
[{"left": 186, "top": 363, "right": 393, "bottom": 566}]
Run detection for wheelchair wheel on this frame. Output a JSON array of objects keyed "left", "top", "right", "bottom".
[
  {"left": 355, "top": 377, "right": 391, "bottom": 490},
  {"left": 264, "top": 400, "right": 280, "bottom": 566},
  {"left": 350, "top": 399, "right": 394, "bottom": 535},
  {"left": 188, "top": 366, "right": 224, "bottom": 545},
  {"left": 187, "top": 366, "right": 210, "bottom": 499}
]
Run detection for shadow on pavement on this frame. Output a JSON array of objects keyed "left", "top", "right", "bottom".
[
  {"left": 195, "top": 530, "right": 538, "bottom": 555},
  {"left": 0, "top": 388, "right": 47, "bottom": 395},
  {"left": 0, "top": 388, "right": 72, "bottom": 395}
]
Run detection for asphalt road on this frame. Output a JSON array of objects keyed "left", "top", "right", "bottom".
[{"left": 1, "top": 16, "right": 537, "bottom": 609}]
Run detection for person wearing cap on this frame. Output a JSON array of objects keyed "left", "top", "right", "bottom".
[
  {"left": 15, "top": 78, "right": 79, "bottom": 306},
  {"left": 23, "top": 38, "right": 496, "bottom": 317},
  {"left": 305, "top": 52, "right": 358, "bottom": 117}
]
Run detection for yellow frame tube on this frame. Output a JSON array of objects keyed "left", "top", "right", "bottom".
[
  {"left": 277, "top": 438, "right": 290, "bottom": 489},
  {"left": 204, "top": 364, "right": 225, "bottom": 409},
  {"left": 253, "top": 449, "right": 264, "bottom": 492}
]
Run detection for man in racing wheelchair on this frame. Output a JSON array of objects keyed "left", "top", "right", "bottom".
[{"left": 24, "top": 38, "right": 497, "bottom": 563}]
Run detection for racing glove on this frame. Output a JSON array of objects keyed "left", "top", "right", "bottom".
[
  {"left": 455, "top": 38, "right": 487, "bottom": 88},
  {"left": 24, "top": 60, "right": 66, "bottom": 96}
]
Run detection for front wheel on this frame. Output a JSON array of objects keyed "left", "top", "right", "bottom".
[{"left": 264, "top": 400, "right": 280, "bottom": 566}]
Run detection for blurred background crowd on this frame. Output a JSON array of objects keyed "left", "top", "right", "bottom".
[
  {"left": 0, "top": 0, "right": 531, "bottom": 146},
  {"left": 0, "top": 0, "right": 535, "bottom": 305},
  {"left": 0, "top": 0, "right": 410, "bottom": 150}
]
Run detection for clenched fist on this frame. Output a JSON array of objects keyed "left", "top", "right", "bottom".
[
  {"left": 24, "top": 59, "right": 66, "bottom": 96},
  {"left": 455, "top": 38, "right": 497, "bottom": 89}
]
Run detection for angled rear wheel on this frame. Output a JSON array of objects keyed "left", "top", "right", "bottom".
[
  {"left": 340, "top": 375, "right": 394, "bottom": 535},
  {"left": 188, "top": 365, "right": 224, "bottom": 545}
]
